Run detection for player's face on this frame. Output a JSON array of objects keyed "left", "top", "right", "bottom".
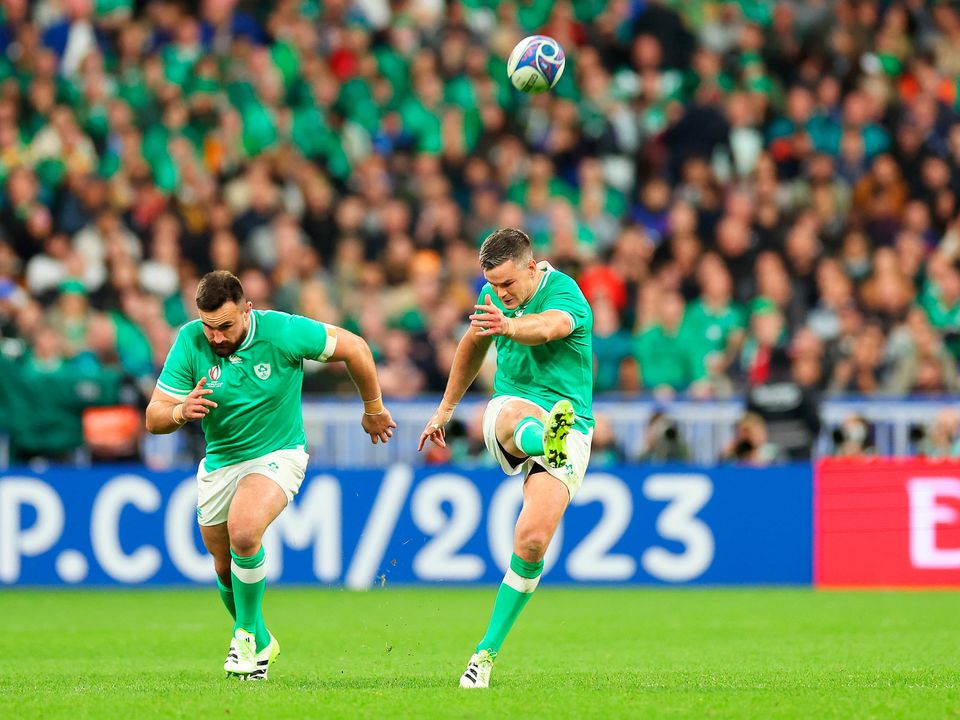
[
  {"left": 199, "top": 300, "right": 252, "bottom": 356},
  {"left": 483, "top": 258, "right": 537, "bottom": 309}
]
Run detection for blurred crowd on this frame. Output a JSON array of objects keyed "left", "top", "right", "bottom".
[{"left": 3, "top": 0, "right": 960, "bottom": 462}]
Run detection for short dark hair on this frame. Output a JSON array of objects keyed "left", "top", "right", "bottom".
[
  {"left": 479, "top": 227, "right": 534, "bottom": 270},
  {"left": 196, "top": 270, "right": 244, "bottom": 312}
]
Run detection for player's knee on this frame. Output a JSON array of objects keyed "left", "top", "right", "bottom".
[
  {"left": 516, "top": 530, "right": 549, "bottom": 562},
  {"left": 228, "top": 526, "right": 262, "bottom": 557},
  {"left": 496, "top": 405, "right": 528, "bottom": 447},
  {"left": 497, "top": 404, "right": 527, "bottom": 434}
]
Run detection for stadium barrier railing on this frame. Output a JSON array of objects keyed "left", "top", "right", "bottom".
[
  {"left": 0, "top": 397, "right": 953, "bottom": 470},
  {"left": 144, "top": 396, "right": 959, "bottom": 470}
]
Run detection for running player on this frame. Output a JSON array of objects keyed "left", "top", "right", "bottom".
[
  {"left": 418, "top": 228, "right": 594, "bottom": 689},
  {"left": 146, "top": 270, "right": 396, "bottom": 680}
]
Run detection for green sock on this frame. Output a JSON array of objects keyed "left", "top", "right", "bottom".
[
  {"left": 219, "top": 576, "right": 267, "bottom": 639},
  {"left": 476, "top": 553, "right": 544, "bottom": 655},
  {"left": 230, "top": 547, "right": 271, "bottom": 652},
  {"left": 217, "top": 577, "right": 236, "bottom": 620},
  {"left": 514, "top": 417, "right": 545, "bottom": 456}
]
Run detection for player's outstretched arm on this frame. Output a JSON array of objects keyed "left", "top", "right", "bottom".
[
  {"left": 470, "top": 294, "right": 572, "bottom": 346},
  {"left": 325, "top": 326, "right": 397, "bottom": 444},
  {"left": 419, "top": 324, "right": 492, "bottom": 451},
  {"left": 145, "top": 377, "right": 218, "bottom": 434}
]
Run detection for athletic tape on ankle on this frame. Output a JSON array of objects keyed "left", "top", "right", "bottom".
[
  {"left": 503, "top": 567, "right": 541, "bottom": 593},
  {"left": 231, "top": 559, "right": 266, "bottom": 584}
]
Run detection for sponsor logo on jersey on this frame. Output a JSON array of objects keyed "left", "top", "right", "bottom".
[
  {"left": 255, "top": 363, "right": 271, "bottom": 380},
  {"left": 515, "top": 309, "right": 525, "bottom": 317},
  {"left": 228, "top": 355, "right": 242, "bottom": 364}
]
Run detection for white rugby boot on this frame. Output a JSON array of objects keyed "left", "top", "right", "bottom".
[
  {"left": 242, "top": 633, "right": 280, "bottom": 681},
  {"left": 224, "top": 628, "right": 257, "bottom": 677},
  {"left": 459, "top": 649, "right": 495, "bottom": 689}
]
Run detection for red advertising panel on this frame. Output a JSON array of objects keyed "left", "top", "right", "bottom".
[{"left": 816, "top": 459, "right": 960, "bottom": 587}]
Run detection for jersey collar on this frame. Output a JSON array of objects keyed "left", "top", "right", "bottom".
[
  {"left": 521, "top": 261, "right": 553, "bottom": 307},
  {"left": 236, "top": 309, "right": 257, "bottom": 352}
]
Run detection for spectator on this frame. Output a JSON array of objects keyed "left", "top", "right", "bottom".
[
  {"left": 852, "top": 153, "right": 908, "bottom": 246},
  {"left": 828, "top": 322, "right": 887, "bottom": 396},
  {"left": 591, "top": 414, "right": 626, "bottom": 466},
  {"left": 684, "top": 252, "right": 745, "bottom": 381},
  {"left": 740, "top": 298, "right": 822, "bottom": 460},
  {"left": 915, "top": 409, "right": 960, "bottom": 458},
  {"left": 722, "top": 412, "right": 779, "bottom": 466},
  {"left": 740, "top": 297, "right": 786, "bottom": 386},
  {"left": 376, "top": 327, "right": 426, "bottom": 399},
  {"left": 637, "top": 411, "right": 690, "bottom": 463},
  {"left": 633, "top": 287, "right": 709, "bottom": 398},
  {"left": 592, "top": 295, "right": 632, "bottom": 394},
  {"left": 919, "top": 255, "right": 960, "bottom": 360},
  {"left": 7, "top": 319, "right": 122, "bottom": 463},
  {"left": 885, "top": 308, "right": 959, "bottom": 395},
  {"left": 830, "top": 414, "right": 876, "bottom": 458},
  {"left": 4, "top": 0, "right": 960, "bottom": 465}
]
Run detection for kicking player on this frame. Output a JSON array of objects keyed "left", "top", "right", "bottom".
[
  {"left": 418, "top": 228, "right": 594, "bottom": 689},
  {"left": 146, "top": 270, "right": 396, "bottom": 680}
]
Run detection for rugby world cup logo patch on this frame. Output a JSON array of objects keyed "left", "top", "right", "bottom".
[
  {"left": 206, "top": 364, "right": 224, "bottom": 389},
  {"left": 255, "top": 363, "right": 271, "bottom": 380}
]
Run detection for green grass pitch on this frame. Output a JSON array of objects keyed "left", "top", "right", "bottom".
[{"left": 3, "top": 587, "right": 958, "bottom": 718}]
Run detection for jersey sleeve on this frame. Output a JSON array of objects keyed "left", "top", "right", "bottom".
[
  {"left": 282, "top": 314, "right": 338, "bottom": 362},
  {"left": 543, "top": 276, "right": 592, "bottom": 334},
  {"left": 156, "top": 326, "right": 195, "bottom": 401}
]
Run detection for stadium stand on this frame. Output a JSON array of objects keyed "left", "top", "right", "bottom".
[{"left": 2, "top": 0, "right": 960, "bottom": 464}]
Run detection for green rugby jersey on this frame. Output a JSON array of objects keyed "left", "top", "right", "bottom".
[
  {"left": 156, "top": 309, "right": 336, "bottom": 471},
  {"left": 480, "top": 261, "right": 594, "bottom": 431}
]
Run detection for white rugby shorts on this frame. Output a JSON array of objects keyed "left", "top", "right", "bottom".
[
  {"left": 195, "top": 446, "right": 308, "bottom": 526},
  {"left": 482, "top": 395, "right": 592, "bottom": 499}
]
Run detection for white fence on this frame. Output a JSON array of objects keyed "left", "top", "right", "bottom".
[{"left": 4, "top": 397, "right": 955, "bottom": 469}]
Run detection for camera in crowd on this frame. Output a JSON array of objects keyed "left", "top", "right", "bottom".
[
  {"left": 639, "top": 411, "right": 690, "bottom": 463},
  {"left": 723, "top": 412, "right": 778, "bottom": 465},
  {"left": 910, "top": 409, "right": 960, "bottom": 458},
  {"left": 830, "top": 415, "right": 875, "bottom": 457}
]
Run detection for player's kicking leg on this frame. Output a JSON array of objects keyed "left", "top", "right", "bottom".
[
  {"left": 219, "top": 473, "right": 286, "bottom": 679},
  {"left": 511, "top": 398, "right": 575, "bottom": 470},
  {"left": 460, "top": 398, "right": 574, "bottom": 689}
]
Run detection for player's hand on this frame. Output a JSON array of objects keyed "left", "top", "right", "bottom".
[
  {"left": 470, "top": 294, "right": 514, "bottom": 337},
  {"left": 418, "top": 405, "right": 455, "bottom": 451},
  {"left": 362, "top": 407, "right": 397, "bottom": 444},
  {"left": 182, "top": 377, "right": 217, "bottom": 420}
]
